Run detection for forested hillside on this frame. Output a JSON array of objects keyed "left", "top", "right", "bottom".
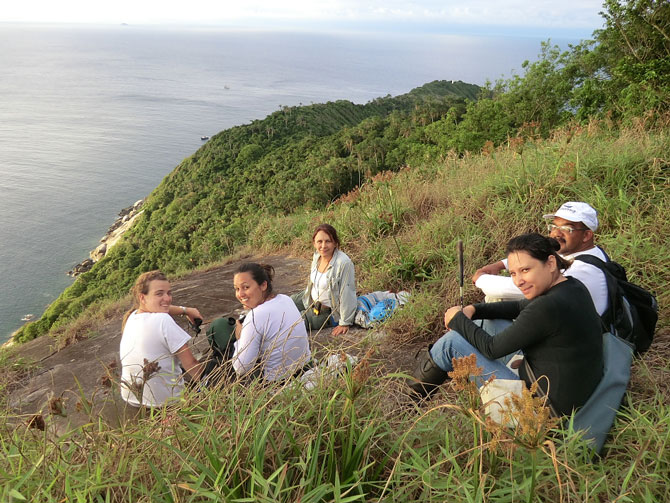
[{"left": 15, "top": 80, "right": 481, "bottom": 341}]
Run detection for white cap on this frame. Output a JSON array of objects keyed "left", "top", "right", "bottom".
[{"left": 543, "top": 201, "right": 599, "bottom": 231}]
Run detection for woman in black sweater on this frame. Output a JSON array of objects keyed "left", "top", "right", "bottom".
[{"left": 410, "top": 233, "right": 604, "bottom": 416}]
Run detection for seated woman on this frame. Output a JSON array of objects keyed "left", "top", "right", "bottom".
[
  {"left": 409, "top": 233, "right": 604, "bottom": 417},
  {"left": 233, "top": 263, "right": 311, "bottom": 382},
  {"left": 292, "top": 224, "right": 357, "bottom": 336},
  {"left": 119, "top": 271, "right": 203, "bottom": 407}
]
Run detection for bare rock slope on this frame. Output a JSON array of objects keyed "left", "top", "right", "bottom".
[{"left": 8, "top": 255, "right": 316, "bottom": 432}]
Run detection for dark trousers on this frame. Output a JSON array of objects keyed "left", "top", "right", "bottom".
[{"left": 290, "top": 292, "right": 334, "bottom": 332}]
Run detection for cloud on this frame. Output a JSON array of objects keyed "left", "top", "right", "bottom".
[
  {"left": 215, "top": 0, "right": 604, "bottom": 29},
  {"left": 2, "top": 0, "right": 605, "bottom": 32}
]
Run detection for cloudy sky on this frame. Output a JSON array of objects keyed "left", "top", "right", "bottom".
[{"left": 3, "top": 0, "right": 606, "bottom": 37}]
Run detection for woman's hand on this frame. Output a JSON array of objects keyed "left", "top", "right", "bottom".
[
  {"left": 331, "top": 325, "right": 349, "bottom": 336},
  {"left": 462, "top": 305, "right": 475, "bottom": 319},
  {"left": 169, "top": 305, "right": 203, "bottom": 324},
  {"left": 444, "top": 305, "right": 475, "bottom": 327},
  {"left": 184, "top": 307, "right": 203, "bottom": 325}
]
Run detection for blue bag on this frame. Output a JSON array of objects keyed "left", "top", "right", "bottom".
[
  {"left": 356, "top": 291, "right": 408, "bottom": 328},
  {"left": 569, "top": 332, "right": 633, "bottom": 454},
  {"left": 367, "top": 298, "right": 397, "bottom": 324}
]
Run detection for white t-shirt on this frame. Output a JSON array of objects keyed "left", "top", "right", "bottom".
[
  {"left": 119, "top": 311, "right": 191, "bottom": 407},
  {"left": 310, "top": 267, "right": 332, "bottom": 307},
  {"left": 233, "top": 294, "right": 311, "bottom": 382},
  {"left": 475, "top": 246, "right": 609, "bottom": 315}
]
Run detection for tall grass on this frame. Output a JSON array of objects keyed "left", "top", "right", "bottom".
[
  {"left": 3, "top": 351, "right": 667, "bottom": 501},
  {"left": 1, "top": 121, "right": 669, "bottom": 501},
  {"left": 255, "top": 120, "right": 669, "bottom": 338}
]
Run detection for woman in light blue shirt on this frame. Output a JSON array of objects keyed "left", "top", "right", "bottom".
[{"left": 292, "top": 224, "right": 357, "bottom": 335}]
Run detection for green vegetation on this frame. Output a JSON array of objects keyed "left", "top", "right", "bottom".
[
  {"left": 2, "top": 0, "right": 669, "bottom": 500},
  {"left": 14, "top": 80, "right": 480, "bottom": 342},
  {"left": 1, "top": 287, "right": 669, "bottom": 501}
]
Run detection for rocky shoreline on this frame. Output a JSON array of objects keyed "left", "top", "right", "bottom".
[{"left": 67, "top": 199, "right": 145, "bottom": 277}]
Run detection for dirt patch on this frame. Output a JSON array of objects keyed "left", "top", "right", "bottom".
[{"left": 4, "top": 254, "right": 422, "bottom": 434}]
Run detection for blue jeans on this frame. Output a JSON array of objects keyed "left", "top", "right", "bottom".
[{"left": 429, "top": 319, "right": 520, "bottom": 386}]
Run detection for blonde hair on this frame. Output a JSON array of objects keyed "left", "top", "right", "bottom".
[{"left": 122, "top": 270, "right": 168, "bottom": 329}]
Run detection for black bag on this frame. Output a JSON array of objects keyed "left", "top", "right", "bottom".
[{"left": 575, "top": 255, "right": 658, "bottom": 354}]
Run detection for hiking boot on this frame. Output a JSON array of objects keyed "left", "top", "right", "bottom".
[{"left": 407, "top": 345, "right": 449, "bottom": 400}]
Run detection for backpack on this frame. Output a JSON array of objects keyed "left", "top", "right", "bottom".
[
  {"left": 574, "top": 255, "right": 658, "bottom": 354},
  {"left": 368, "top": 298, "right": 398, "bottom": 324},
  {"left": 206, "top": 317, "right": 237, "bottom": 360}
]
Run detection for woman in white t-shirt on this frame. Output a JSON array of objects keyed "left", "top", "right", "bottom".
[
  {"left": 119, "top": 271, "right": 203, "bottom": 407},
  {"left": 233, "top": 263, "right": 311, "bottom": 382},
  {"left": 291, "top": 224, "right": 357, "bottom": 335}
]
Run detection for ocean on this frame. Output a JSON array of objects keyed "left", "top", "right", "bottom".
[{"left": 0, "top": 24, "right": 573, "bottom": 342}]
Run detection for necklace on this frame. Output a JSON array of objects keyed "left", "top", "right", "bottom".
[{"left": 317, "top": 255, "right": 332, "bottom": 273}]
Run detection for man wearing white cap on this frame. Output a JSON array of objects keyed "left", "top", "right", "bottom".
[{"left": 473, "top": 201, "right": 609, "bottom": 316}]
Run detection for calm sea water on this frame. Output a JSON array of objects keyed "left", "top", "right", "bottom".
[{"left": 0, "top": 24, "right": 571, "bottom": 342}]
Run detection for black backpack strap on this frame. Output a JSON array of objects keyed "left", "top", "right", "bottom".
[
  {"left": 595, "top": 246, "right": 610, "bottom": 262},
  {"left": 573, "top": 254, "right": 618, "bottom": 333},
  {"left": 573, "top": 253, "right": 607, "bottom": 269}
]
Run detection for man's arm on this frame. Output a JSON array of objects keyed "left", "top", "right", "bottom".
[
  {"left": 474, "top": 274, "right": 525, "bottom": 301},
  {"left": 472, "top": 261, "right": 506, "bottom": 284}
]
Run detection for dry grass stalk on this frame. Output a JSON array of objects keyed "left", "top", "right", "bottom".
[
  {"left": 27, "top": 413, "right": 45, "bottom": 431},
  {"left": 351, "top": 347, "right": 375, "bottom": 395},
  {"left": 48, "top": 396, "right": 66, "bottom": 417},
  {"left": 483, "top": 380, "right": 560, "bottom": 452},
  {"left": 447, "top": 354, "right": 484, "bottom": 412}
]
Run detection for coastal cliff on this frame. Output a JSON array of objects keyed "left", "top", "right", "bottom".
[{"left": 67, "top": 199, "right": 145, "bottom": 277}]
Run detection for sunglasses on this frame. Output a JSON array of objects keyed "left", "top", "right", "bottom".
[{"left": 547, "top": 223, "right": 589, "bottom": 234}]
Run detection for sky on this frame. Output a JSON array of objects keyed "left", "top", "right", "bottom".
[{"left": 2, "top": 0, "right": 606, "bottom": 37}]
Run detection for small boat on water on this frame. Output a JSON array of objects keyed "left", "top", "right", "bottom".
[
  {"left": 201, "top": 135, "right": 210, "bottom": 141},
  {"left": 21, "top": 314, "right": 34, "bottom": 322}
]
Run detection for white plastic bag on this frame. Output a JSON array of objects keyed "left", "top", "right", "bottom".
[
  {"left": 479, "top": 379, "right": 524, "bottom": 427},
  {"left": 300, "top": 353, "right": 358, "bottom": 391}
]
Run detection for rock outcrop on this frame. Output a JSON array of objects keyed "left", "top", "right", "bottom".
[
  {"left": 10, "top": 255, "right": 320, "bottom": 433},
  {"left": 68, "top": 199, "right": 145, "bottom": 276}
]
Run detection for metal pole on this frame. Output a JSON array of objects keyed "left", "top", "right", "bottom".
[{"left": 458, "top": 240, "right": 464, "bottom": 309}]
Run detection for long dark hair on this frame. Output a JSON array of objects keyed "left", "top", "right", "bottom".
[
  {"left": 505, "top": 233, "right": 572, "bottom": 270},
  {"left": 312, "top": 223, "right": 341, "bottom": 248},
  {"left": 122, "top": 270, "right": 168, "bottom": 329},
  {"left": 235, "top": 263, "right": 275, "bottom": 300}
]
